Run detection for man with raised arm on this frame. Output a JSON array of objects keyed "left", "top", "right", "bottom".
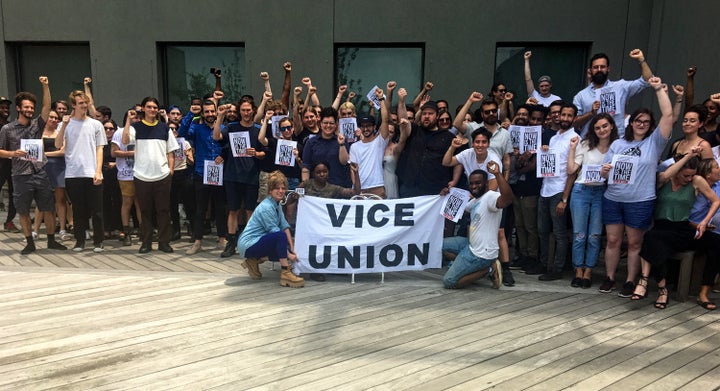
[
  {"left": 55, "top": 89, "right": 107, "bottom": 253},
  {"left": 343, "top": 86, "right": 391, "bottom": 198},
  {"left": 573, "top": 49, "right": 653, "bottom": 136},
  {"left": 0, "top": 77, "right": 67, "bottom": 254},
  {"left": 523, "top": 51, "right": 562, "bottom": 107},
  {"left": 442, "top": 161, "right": 513, "bottom": 289}
]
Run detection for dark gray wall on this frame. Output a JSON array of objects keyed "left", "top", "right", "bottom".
[{"left": 0, "top": 0, "right": 718, "bottom": 125}]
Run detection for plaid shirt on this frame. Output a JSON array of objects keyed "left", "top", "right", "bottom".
[{"left": 0, "top": 117, "right": 46, "bottom": 175}]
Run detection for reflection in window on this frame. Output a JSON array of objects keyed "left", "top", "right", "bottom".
[
  {"left": 335, "top": 45, "right": 424, "bottom": 114},
  {"left": 494, "top": 43, "right": 589, "bottom": 105},
  {"left": 9, "top": 43, "right": 91, "bottom": 102},
  {"left": 160, "top": 44, "right": 246, "bottom": 107}
]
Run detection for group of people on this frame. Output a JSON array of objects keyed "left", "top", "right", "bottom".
[{"left": 1, "top": 52, "right": 718, "bottom": 304}]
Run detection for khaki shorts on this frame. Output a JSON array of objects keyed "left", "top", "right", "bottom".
[{"left": 119, "top": 180, "right": 135, "bottom": 197}]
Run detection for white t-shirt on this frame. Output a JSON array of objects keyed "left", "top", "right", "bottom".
[
  {"left": 467, "top": 191, "right": 502, "bottom": 260},
  {"left": 573, "top": 140, "right": 608, "bottom": 185},
  {"left": 63, "top": 117, "right": 107, "bottom": 179},
  {"left": 348, "top": 134, "right": 389, "bottom": 189},
  {"left": 532, "top": 90, "right": 562, "bottom": 107},
  {"left": 540, "top": 128, "right": 579, "bottom": 197},
  {"left": 454, "top": 148, "right": 502, "bottom": 180},
  {"left": 112, "top": 128, "right": 135, "bottom": 181}
]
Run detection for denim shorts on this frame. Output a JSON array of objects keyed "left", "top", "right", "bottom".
[{"left": 602, "top": 197, "right": 655, "bottom": 230}]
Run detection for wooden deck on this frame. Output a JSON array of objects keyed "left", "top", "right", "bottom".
[{"left": 0, "top": 228, "right": 719, "bottom": 390}]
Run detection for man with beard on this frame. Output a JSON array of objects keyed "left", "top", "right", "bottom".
[
  {"left": 536, "top": 102, "right": 579, "bottom": 281},
  {"left": 511, "top": 105, "right": 546, "bottom": 273},
  {"left": 573, "top": 49, "right": 653, "bottom": 136},
  {"left": 396, "top": 97, "right": 454, "bottom": 197},
  {"left": 343, "top": 87, "right": 391, "bottom": 198},
  {"left": 0, "top": 80, "right": 67, "bottom": 254},
  {"left": 178, "top": 99, "right": 227, "bottom": 255},
  {"left": 0, "top": 95, "right": 20, "bottom": 232},
  {"left": 213, "top": 98, "right": 265, "bottom": 258},
  {"left": 441, "top": 162, "right": 513, "bottom": 289}
]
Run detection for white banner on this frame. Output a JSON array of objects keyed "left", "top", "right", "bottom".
[{"left": 295, "top": 195, "right": 444, "bottom": 274}]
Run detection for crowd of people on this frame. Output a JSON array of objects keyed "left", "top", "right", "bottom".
[{"left": 1, "top": 51, "right": 718, "bottom": 305}]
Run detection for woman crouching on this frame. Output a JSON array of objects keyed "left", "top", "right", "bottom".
[{"left": 237, "top": 171, "right": 304, "bottom": 288}]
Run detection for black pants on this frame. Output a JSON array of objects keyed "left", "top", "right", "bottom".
[
  {"left": 170, "top": 169, "right": 195, "bottom": 234},
  {"left": 135, "top": 176, "right": 172, "bottom": 245},
  {"left": 192, "top": 175, "right": 227, "bottom": 240},
  {"left": 65, "top": 177, "right": 104, "bottom": 245},
  {"left": 0, "top": 159, "right": 16, "bottom": 222}
]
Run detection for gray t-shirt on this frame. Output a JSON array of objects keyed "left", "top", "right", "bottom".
[
  {"left": 0, "top": 117, "right": 46, "bottom": 176},
  {"left": 603, "top": 126, "right": 670, "bottom": 202}
]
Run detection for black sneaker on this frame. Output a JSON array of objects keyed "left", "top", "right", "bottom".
[
  {"left": 21, "top": 242, "right": 36, "bottom": 255},
  {"left": 571, "top": 277, "right": 582, "bottom": 287},
  {"left": 47, "top": 240, "right": 68, "bottom": 250},
  {"left": 502, "top": 267, "right": 515, "bottom": 287},
  {"left": 598, "top": 277, "right": 616, "bottom": 293},
  {"left": 539, "top": 271, "right": 563, "bottom": 281},
  {"left": 618, "top": 281, "right": 636, "bottom": 298},
  {"left": 220, "top": 240, "right": 236, "bottom": 258},
  {"left": 524, "top": 263, "right": 547, "bottom": 275}
]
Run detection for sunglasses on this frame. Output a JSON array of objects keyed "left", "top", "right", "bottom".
[{"left": 280, "top": 126, "right": 292, "bottom": 132}]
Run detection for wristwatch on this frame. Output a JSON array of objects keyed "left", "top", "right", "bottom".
[{"left": 562, "top": 198, "right": 568, "bottom": 204}]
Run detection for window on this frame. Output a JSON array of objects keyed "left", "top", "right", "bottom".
[
  {"left": 160, "top": 44, "right": 246, "bottom": 107},
  {"left": 494, "top": 43, "right": 589, "bottom": 105},
  {"left": 335, "top": 45, "right": 424, "bottom": 114},
  {"left": 8, "top": 43, "right": 91, "bottom": 104}
]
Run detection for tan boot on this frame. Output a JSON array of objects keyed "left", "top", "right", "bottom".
[
  {"left": 241, "top": 258, "right": 262, "bottom": 280},
  {"left": 280, "top": 267, "right": 305, "bottom": 288}
]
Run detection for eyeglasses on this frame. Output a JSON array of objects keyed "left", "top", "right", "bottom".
[
  {"left": 280, "top": 126, "right": 293, "bottom": 132},
  {"left": 483, "top": 109, "right": 498, "bottom": 115},
  {"left": 438, "top": 118, "right": 451, "bottom": 123},
  {"left": 497, "top": 89, "right": 506, "bottom": 93},
  {"left": 633, "top": 119, "right": 651, "bottom": 126}
]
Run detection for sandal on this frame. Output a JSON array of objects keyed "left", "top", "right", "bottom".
[
  {"left": 696, "top": 299, "right": 717, "bottom": 311},
  {"left": 655, "top": 287, "right": 669, "bottom": 309},
  {"left": 631, "top": 275, "right": 648, "bottom": 300}
]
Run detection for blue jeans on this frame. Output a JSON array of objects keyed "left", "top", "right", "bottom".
[
  {"left": 442, "top": 236, "right": 496, "bottom": 288},
  {"left": 538, "top": 192, "right": 569, "bottom": 272},
  {"left": 569, "top": 184, "right": 605, "bottom": 269}
]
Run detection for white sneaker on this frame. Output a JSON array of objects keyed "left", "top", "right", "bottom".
[
  {"left": 59, "top": 230, "right": 72, "bottom": 241},
  {"left": 93, "top": 243, "right": 105, "bottom": 253}
]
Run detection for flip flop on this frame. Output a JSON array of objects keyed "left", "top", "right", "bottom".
[{"left": 696, "top": 299, "right": 717, "bottom": 311}]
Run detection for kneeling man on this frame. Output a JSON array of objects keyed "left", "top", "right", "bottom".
[{"left": 442, "top": 161, "right": 513, "bottom": 289}]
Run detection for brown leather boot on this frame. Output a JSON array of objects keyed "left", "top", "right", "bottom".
[
  {"left": 241, "top": 258, "right": 262, "bottom": 280},
  {"left": 280, "top": 267, "right": 305, "bottom": 288}
]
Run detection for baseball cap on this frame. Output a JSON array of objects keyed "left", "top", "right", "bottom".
[
  {"left": 538, "top": 75, "right": 552, "bottom": 84},
  {"left": 0, "top": 96, "right": 11, "bottom": 105},
  {"left": 358, "top": 115, "right": 376, "bottom": 125},
  {"left": 420, "top": 100, "right": 439, "bottom": 112}
]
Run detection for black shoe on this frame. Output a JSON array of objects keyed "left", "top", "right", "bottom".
[
  {"left": 21, "top": 243, "right": 36, "bottom": 255},
  {"left": 310, "top": 273, "right": 326, "bottom": 282},
  {"left": 581, "top": 278, "right": 592, "bottom": 289},
  {"left": 508, "top": 257, "right": 528, "bottom": 270},
  {"left": 598, "top": 277, "right": 616, "bottom": 293},
  {"left": 571, "top": 277, "right": 582, "bottom": 287},
  {"left": 502, "top": 267, "right": 515, "bottom": 287},
  {"left": 618, "top": 281, "right": 636, "bottom": 298},
  {"left": 524, "top": 263, "right": 547, "bottom": 275},
  {"left": 47, "top": 240, "right": 67, "bottom": 250},
  {"left": 220, "top": 240, "right": 236, "bottom": 258},
  {"left": 139, "top": 243, "right": 153, "bottom": 254},
  {"left": 158, "top": 243, "right": 174, "bottom": 253},
  {"left": 539, "top": 271, "right": 563, "bottom": 281}
]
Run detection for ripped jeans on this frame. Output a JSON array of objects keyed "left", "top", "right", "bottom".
[{"left": 569, "top": 183, "right": 605, "bottom": 269}]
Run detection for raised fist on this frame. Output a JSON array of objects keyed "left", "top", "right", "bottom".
[
  {"left": 283, "top": 62, "right": 292, "bottom": 71},
  {"left": 260, "top": 72, "right": 269, "bottom": 81},
  {"left": 524, "top": 51, "right": 532, "bottom": 60}
]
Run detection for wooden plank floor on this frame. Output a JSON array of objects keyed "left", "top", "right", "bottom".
[{"left": 0, "top": 228, "right": 719, "bottom": 390}]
